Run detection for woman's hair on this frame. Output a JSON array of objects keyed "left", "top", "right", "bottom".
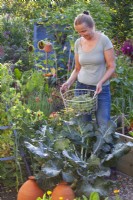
[{"left": 74, "top": 11, "right": 95, "bottom": 28}]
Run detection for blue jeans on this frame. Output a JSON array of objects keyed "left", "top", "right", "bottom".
[{"left": 75, "top": 81, "right": 111, "bottom": 126}]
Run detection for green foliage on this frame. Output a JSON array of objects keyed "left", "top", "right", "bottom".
[
  {"left": 14, "top": 68, "right": 22, "bottom": 80},
  {"left": 0, "top": 16, "right": 29, "bottom": 46},
  {"left": 101, "top": 0, "right": 133, "bottom": 43},
  {"left": 0, "top": 15, "right": 33, "bottom": 69},
  {"left": 0, "top": 160, "right": 21, "bottom": 188},
  {"left": 36, "top": 192, "right": 52, "bottom": 200},
  {"left": 89, "top": 192, "right": 100, "bottom": 200},
  {"left": 0, "top": 63, "right": 50, "bottom": 188},
  {"left": 110, "top": 55, "right": 133, "bottom": 116},
  {"left": 22, "top": 70, "right": 45, "bottom": 94}
]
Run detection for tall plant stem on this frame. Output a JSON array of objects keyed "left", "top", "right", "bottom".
[
  {"left": 78, "top": 122, "right": 84, "bottom": 160},
  {"left": 84, "top": 139, "right": 89, "bottom": 162},
  {"left": 54, "top": 50, "right": 58, "bottom": 84},
  {"left": 14, "top": 130, "right": 23, "bottom": 190},
  {"left": 45, "top": 52, "right": 48, "bottom": 73},
  {"left": 67, "top": 48, "right": 71, "bottom": 79}
]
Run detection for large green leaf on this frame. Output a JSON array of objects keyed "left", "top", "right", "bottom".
[
  {"left": 81, "top": 123, "right": 94, "bottom": 133},
  {"left": 95, "top": 167, "right": 111, "bottom": 178},
  {"left": 76, "top": 180, "right": 94, "bottom": 197},
  {"left": 76, "top": 178, "right": 110, "bottom": 197},
  {"left": 62, "top": 150, "right": 87, "bottom": 168},
  {"left": 24, "top": 141, "right": 49, "bottom": 158},
  {"left": 104, "top": 142, "right": 133, "bottom": 161},
  {"left": 93, "top": 135, "right": 104, "bottom": 154},
  {"left": 62, "top": 170, "right": 75, "bottom": 183},
  {"left": 87, "top": 154, "right": 100, "bottom": 169},
  {"left": 62, "top": 129, "right": 83, "bottom": 145},
  {"left": 41, "top": 159, "right": 63, "bottom": 177}
]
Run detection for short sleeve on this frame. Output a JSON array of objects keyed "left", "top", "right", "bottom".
[
  {"left": 103, "top": 34, "right": 113, "bottom": 51},
  {"left": 74, "top": 38, "right": 80, "bottom": 53}
]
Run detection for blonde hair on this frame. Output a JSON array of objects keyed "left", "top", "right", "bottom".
[{"left": 74, "top": 12, "right": 95, "bottom": 28}]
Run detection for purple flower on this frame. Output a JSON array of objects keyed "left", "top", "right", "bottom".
[{"left": 121, "top": 40, "right": 133, "bottom": 59}]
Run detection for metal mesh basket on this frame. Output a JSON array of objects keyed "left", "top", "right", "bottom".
[{"left": 60, "top": 89, "right": 98, "bottom": 114}]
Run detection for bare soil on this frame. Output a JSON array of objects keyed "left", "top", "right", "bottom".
[{"left": 0, "top": 185, "right": 17, "bottom": 200}]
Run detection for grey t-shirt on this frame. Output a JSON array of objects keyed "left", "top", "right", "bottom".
[{"left": 74, "top": 33, "right": 113, "bottom": 86}]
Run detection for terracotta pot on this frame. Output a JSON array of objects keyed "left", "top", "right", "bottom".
[
  {"left": 43, "top": 42, "right": 52, "bottom": 53},
  {"left": 17, "top": 176, "right": 44, "bottom": 200},
  {"left": 51, "top": 181, "right": 75, "bottom": 200}
]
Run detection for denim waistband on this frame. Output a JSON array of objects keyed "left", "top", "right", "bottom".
[{"left": 76, "top": 81, "right": 110, "bottom": 90}]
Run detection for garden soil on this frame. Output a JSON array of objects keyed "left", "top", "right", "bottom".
[{"left": 0, "top": 170, "right": 133, "bottom": 200}]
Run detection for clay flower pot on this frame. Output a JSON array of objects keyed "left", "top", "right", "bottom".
[
  {"left": 51, "top": 181, "right": 75, "bottom": 200},
  {"left": 17, "top": 176, "right": 44, "bottom": 200},
  {"left": 43, "top": 42, "right": 53, "bottom": 53}
]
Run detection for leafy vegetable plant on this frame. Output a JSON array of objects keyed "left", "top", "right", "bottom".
[{"left": 25, "top": 114, "right": 133, "bottom": 198}]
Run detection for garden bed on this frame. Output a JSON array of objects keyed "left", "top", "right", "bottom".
[
  {"left": 0, "top": 170, "right": 133, "bottom": 200},
  {"left": 109, "top": 170, "right": 133, "bottom": 200},
  {"left": 0, "top": 185, "right": 17, "bottom": 200},
  {"left": 115, "top": 132, "right": 133, "bottom": 177}
]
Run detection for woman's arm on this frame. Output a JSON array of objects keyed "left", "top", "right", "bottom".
[
  {"left": 96, "top": 48, "right": 116, "bottom": 94},
  {"left": 60, "top": 53, "right": 81, "bottom": 91}
]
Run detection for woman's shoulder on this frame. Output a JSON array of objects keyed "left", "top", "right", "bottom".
[
  {"left": 99, "top": 32, "right": 113, "bottom": 49},
  {"left": 75, "top": 38, "right": 81, "bottom": 46},
  {"left": 99, "top": 32, "right": 111, "bottom": 42}
]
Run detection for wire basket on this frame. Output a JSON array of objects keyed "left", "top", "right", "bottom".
[{"left": 60, "top": 89, "right": 98, "bottom": 114}]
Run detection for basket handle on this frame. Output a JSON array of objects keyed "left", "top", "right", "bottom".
[
  {"left": 60, "top": 88, "right": 64, "bottom": 99},
  {"left": 60, "top": 88, "right": 67, "bottom": 109},
  {"left": 92, "top": 91, "right": 97, "bottom": 99}
]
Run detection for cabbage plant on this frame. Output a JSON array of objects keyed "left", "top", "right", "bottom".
[{"left": 25, "top": 116, "right": 133, "bottom": 198}]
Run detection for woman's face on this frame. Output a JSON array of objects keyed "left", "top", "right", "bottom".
[{"left": 74, "top": 23, "right": 95, "bottom": 40}]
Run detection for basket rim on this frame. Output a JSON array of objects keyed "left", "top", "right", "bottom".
[
  {"left": 61, "top": 89, "right": 97, "bottom": 103},
  {"left": 62, "top": 88, "right": 96, "bottom": 96}
]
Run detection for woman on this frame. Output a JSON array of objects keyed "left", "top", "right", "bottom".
[{"left": 61, "top": 11, "right": 116, "bottom": 126}]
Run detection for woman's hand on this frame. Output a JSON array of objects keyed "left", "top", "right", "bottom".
[
  {"left": 96, "top": 82, "right": 103, "bottom": 94},
  {"left": 60, "top": 82, "right": 70, "bottom": 92}
]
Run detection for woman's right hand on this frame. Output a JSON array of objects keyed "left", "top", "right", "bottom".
[{"left": 60, "top": 82, "right": 70, "bottom": 92}]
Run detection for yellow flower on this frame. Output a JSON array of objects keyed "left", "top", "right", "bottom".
[
  {"left": 47, "top": 191, "right": 52, "bottom": 196},
  {"left": 59, "top": 197, "right": 63, "bottom": 200},
  {"left": 114, "top": 189, "right": 120, "bottom": 194}
]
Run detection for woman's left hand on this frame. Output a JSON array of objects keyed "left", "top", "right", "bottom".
[{"left": 96, "top": 82, "right": 103, "bottom": 94}]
